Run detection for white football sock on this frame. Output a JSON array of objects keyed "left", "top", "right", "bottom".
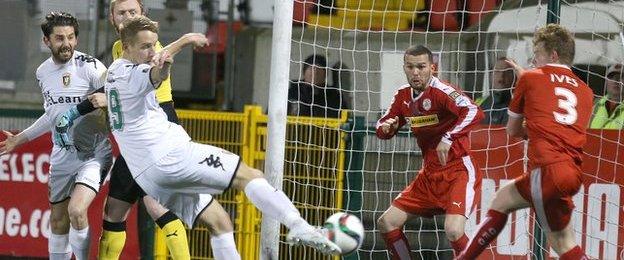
[
  {"left": 244, "top": 178, "right": 306, "bottom": 229},
  {"left": 48, "top": 233, "right": 72, "bottom": 260},
  {"left": 69, "top": 226, "right": 90, "bottom": 260},
  {"left": 210, "top": 231, "right": 240, "bottom": 260}
]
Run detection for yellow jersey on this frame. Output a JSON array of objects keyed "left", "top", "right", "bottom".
[{"left": 112, "top": 40, "right": 173, "bottom": 103}]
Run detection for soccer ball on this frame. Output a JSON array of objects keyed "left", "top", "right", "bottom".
[{"left": 323, "top": 212, "right": 365, "bottom": 255}]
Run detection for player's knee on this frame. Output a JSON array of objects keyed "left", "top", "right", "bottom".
[
  {"left": 239, "top": 163, "right": 263, "bottom": 179},
  {"left": 489, "top": 193, "right": 512, "bottom": 214},
  {"left": 67, "top": 203, "right": 88, "bottom": 223},
  {"left": 232, "top": 163, "right": 263, "bottom": 190},
  {"left": 444, "top": 224, "right": 464, "bottom": 242},
  {"left": 377, "top": 215, "right": 398, "bottom": 233},
  {"left": 444, "top": 217, "right": 465, "bottom": 241},
  {"left": 547, "top": 229, "right": 576, "bottom": 254}
]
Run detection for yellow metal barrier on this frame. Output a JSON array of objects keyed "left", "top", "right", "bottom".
[{"left": 154, "top": 105, "right": 348, "bottom": 259}]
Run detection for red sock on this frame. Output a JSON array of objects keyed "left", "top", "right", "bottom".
[
  {"left": 450, "top": 234, "right": 469, "bottom": 256},
  {"left": 383, "top": 229, "right": 411, "bottom": 260},
  {"left": 560, "top": 246, "right": 588, "bottom": 260},
  {"left": 457, "top": 209, "right": 508, "bottom": 259}
]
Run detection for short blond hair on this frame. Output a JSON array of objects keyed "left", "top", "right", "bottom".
[
  {"left": 119, "top": 15, "right": 158, "bottom": 46},
  {"left": 533, "top": 24, "right": 575, "bottom": 65},
  {"left": 109, "top": 0, "right": 144, "bottom": 16}
]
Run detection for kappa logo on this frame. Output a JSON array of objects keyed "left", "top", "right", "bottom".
[
  {"left": 199, "top": 154, "right": 225, "bottom": 171},
  {"left": 75, "top": 54, "right": 98, "bottom": 68}
]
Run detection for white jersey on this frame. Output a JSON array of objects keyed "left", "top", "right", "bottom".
[
  {"left": 36, "top": 50, "right": 111, "bottom": 165},
  {"left": 105, "top": 58, "right": 190, "bottom": 176}
]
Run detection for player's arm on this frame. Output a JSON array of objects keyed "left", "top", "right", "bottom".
[
  {"left": 375, "top": 93, "right": 406, "bottom": 139},
  {"left": 72, "top": 87, "right": 106, "bottom": 116},
  {"left": 161, "top": 33, "right": 208, "bottom": 56},
  {"left": 506, "top": 73, "right": 528, "bottom": 138},
  {"left": 438, "top": 89, "right": 484, "bottom": 165},
  {"left": 0, "top": 114, "right": 51, "bottom": 155},
  {"left": 506, "top": 116, "right": 526, "bottom": 138},
  {"left": 150, "top": 50, "right": 173, "bottom": 87},
  {"left": 503, "top": 58, "right": 525, "bottom": 78}
]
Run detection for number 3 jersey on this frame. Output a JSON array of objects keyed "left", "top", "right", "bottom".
[
  {"left": 105, "top": 58, "right": 191, "bottom": 176},
  {"left": 36, "top": 50, "right": 111, "bottom": 164},
  {"left": 508, "top": 64, "right": 594, "bottom": 169}
]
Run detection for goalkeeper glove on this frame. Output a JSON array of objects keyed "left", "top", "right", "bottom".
[{"left": 54, "top": 106, "right": 80, "bottom": 149}]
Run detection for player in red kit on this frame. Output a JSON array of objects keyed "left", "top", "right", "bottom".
[
  {"left": 376, "top": 45, "right": 484, "bottom": 259},
  {"left": 457, "top": 24, "right": 593, "bottom": 260}
]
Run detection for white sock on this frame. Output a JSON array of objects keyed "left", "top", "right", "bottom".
[
  {"left": 48, "top": 233, "right": 72, "bottom": 260},
  {"left": 244, "top": 178, "right": 306, "bottom": 229},
  {"left": 69, "top": 226, "right": 90, "bottom": 260},
  {"left": 210, "top": 232, "right": 240, "bottom": 260}
]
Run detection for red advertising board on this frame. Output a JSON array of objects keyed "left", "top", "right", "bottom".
[
  {"left": 470, "top": 127, "right": 624, "bottom": 260},
  {"left": 0, "top": 133, "right": 139, "bottom": 258},
  {"left": 1, "top": 127, "right": 622, "bottom": 259}
]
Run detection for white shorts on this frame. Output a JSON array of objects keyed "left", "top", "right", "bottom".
[
  {"left": 135, "top": 141, "right": 240, "bottom": 226},
  {"left": 49, "top": 153, "right": 113, "bottom": 204}
]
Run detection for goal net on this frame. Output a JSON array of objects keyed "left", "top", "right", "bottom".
[{"left": 281, "top": 0, "right": 624, "bottom": 259}]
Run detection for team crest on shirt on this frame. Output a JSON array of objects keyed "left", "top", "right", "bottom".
[
  {"left": 422, "top": 98, "right": 432, "bottom": 111},
  {"left": 62, "top": 73, "right": 71, "bottom": 87}
]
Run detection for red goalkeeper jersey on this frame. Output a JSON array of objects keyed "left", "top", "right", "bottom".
[
  {"left": 376, "top": 76, "right": 484, "bottom": 171},
  {"left": 508, "top": 64, "right": 594, "bottom": 169}
]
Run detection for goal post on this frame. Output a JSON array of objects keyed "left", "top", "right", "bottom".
[{"left": 262, "top": 0, "right": 295, "bottom": 259}]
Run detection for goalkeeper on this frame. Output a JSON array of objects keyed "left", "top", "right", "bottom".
[{"left": 376, "top": 45, "right": 484, "bottom": 259}]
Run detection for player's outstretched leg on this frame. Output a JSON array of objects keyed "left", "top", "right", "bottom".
[
  {"left": 230, "top": 162, "right": 341, "bottom": 255},
  {"left": 457, "top": 181, "right": 529, "bottom": 259},
  {"left": 49, "top": 200, "right": 72, "bottom": 260},
  {"left": 67, "top": 184, "right": 98, "bottom": 260}
]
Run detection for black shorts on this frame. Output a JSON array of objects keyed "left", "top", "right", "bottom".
[{"left": 107, "top": 101, "right": 179, "bottom": 203}]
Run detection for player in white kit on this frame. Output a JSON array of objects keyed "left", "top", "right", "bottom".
[
  {"left": 55, "top": 15, "right": 341, "bottom": 256},
  {"left": 0, "top": 12, "right": 112, "bottom": 260}
]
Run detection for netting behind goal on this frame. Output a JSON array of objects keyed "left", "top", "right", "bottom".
[{"left": 283, "top": 0, "right": 624, "bottom": 259}]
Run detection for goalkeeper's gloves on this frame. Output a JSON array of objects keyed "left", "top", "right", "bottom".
[{"left": 54, "top": 106, "right": 80, "bottom": 149}]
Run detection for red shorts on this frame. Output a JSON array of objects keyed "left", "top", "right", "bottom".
[
  {"left": 392, "top": 156, "right": 482, "bottom": 218},
  {"left": 514, "top": 160, "right": 583, "bottom": 232}
]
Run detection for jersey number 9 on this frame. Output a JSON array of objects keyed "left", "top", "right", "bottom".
[{"left": 108, "top": 88, "right": 124, "bottom": 130}]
